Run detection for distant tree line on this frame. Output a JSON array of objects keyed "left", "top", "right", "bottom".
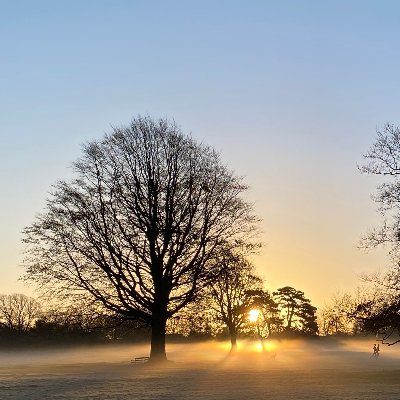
[
  {"left": 0, "top": 281, "right": 320, "bottom": 349},
  {"left": 4, "top": 282, "right": 385, "bottom": 350},
  {"left": 0, "top": 293, "right": 149, "bottom": 347}
]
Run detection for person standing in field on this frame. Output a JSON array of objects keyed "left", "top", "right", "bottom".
[{"left": 371, "top": 344, "right": 380, "bottom": 358}]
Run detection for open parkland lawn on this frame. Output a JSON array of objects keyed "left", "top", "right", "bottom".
[{"left": 0, "top": 339, "right": 399, "bottom": 399}]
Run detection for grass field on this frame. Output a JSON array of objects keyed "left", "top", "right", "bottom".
[{"left": 0, "top": 339, "right": 399, "bottom": 399}]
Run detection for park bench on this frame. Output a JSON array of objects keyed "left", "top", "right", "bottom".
[{"left": 131, "top": 356, "right": 150, "bottom": 364}]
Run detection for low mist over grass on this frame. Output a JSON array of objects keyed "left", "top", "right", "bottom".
[{"left": 1, "top": 339, "right": 400, "bottom": 399}]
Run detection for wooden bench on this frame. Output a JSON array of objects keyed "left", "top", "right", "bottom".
[{"left": 131, "top": 356, "right": 150, "bottom": 364}]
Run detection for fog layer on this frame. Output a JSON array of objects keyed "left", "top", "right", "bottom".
[{"left": 1, "top": 339, "right": 399, "bottom": 399}]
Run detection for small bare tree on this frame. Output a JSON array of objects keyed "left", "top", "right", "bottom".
[
  {"left": 207, "top": 251, "right": 262, "bottom": 350},
  {"left": 318, "top": 293, "right": 351, "bottom": 336},
  {"left": 0, "top": 294, "right": 41, "bottom": 331}
]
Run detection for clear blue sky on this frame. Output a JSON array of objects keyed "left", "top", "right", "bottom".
[{"left": 1, "top": 1, "right": 399, "bottom": 305}]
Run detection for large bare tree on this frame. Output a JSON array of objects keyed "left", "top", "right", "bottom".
[{"left": 23, "top": 116, "right": 259, "bottom": 361}]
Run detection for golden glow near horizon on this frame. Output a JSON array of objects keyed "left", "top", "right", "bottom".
[
  {"left": 254, "top": 342, "right": 264, "bottom": 352},
  {"left": 248, "top": 309, "right": 260, "bottom": 323}
]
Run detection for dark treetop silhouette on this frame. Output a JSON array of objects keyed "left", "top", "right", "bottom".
[
  {"left": 23, "top": 116, "right": 259, "bottom": 361},
  {"left": 273, "top": 286, "right": 318, "bottom": 335}
]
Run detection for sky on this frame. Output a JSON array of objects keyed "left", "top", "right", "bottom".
[{"left": 1, "top": 0, "right": 399, "bottom": 307}]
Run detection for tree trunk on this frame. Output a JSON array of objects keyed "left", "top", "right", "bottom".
[
  {"left": 229, "top": 325, "right": 237, "bottom": 351},
  {"left": 150, "top": 312, "right": 168, "bottom": 361},
  {"left": 287, "top": 306, "right": 294, "bottom": 330},
  {"left": 266, "top": 321, "right": 271, "bottom": 338}
]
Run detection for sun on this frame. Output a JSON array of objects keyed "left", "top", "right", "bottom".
[{"left": 248, "top": 308, "right": 260, "bottom": 323}]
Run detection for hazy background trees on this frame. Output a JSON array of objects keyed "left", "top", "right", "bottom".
[
  {"left": 5, "top": 286, "right": 382, "bottom": 349},
  {"left": 318, "top": 292, "right": 355, "bottom": 336},
  {"left": 0, "top": 294, "right": 40, "bottom": 332},
  {"left": 0, "top": 294, "right": 151, "bottom": 346},
  {"left": 22, "top": 116, "right": 259, "bottom": 361}
]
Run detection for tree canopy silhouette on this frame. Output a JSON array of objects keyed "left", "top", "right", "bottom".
[
  {"left": 273, "top": 286, "right": 318, "bottom": 334},
  {"left": 23, "top": 116, "right": 259, "bottom": 360}
]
